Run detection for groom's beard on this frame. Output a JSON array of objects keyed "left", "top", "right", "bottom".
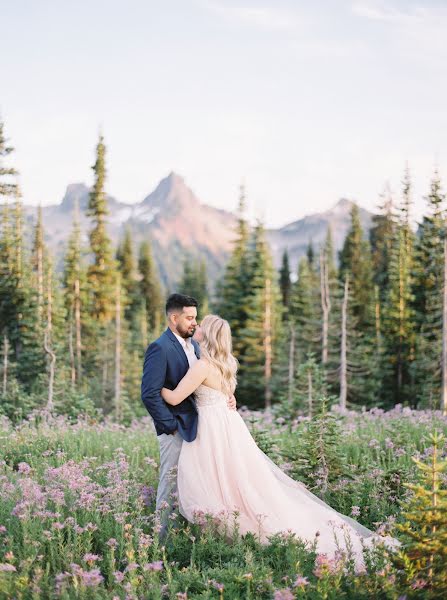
[{"left": 176, "top": 324, "right": 196, "bottom": 338}]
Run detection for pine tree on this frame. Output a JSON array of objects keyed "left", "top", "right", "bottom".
[
  {"left": 338, "top": 204, "right": 381, "bottom": 406},
  {"left": 31, "top": 205, "right": 47, "bottom": 323},
  {"left": 178, "top": 257, "right": 209, "bottom": 315},
  {"left": 238, "top": 221, "right": 282, "bottom": 408},
  {"left": 63, "top": 198, "right": 88, "bottom": 386},
  {"left": 411, "top": 170, "right": 445, "bottom": 408},
  {"left": 86, "top": 133, "right": 118, "bottom": 324},
  {"left": 382, "top": 169, "right": 416, "bottom": 405},
  {"left": 279, "top": 249, "right": 291, "bottom": 312},
  {"left": 116, "top": 226, "right": 140, "bottom": 321},
  {"left": 138, "top": 239, "right": 164, "bottom": 341},
  {"left": 394, "top": 432, "right": 447, "bottom": 595},
  {"left": 370, "top": 184, "right": 396, "bottom": 295},
  {"left": 339, "top": 203, "right": 375, "bottom": 329},
  {"left": 0, "top": 118, "right": 18, "bottom": 198},
  {"left": 216, "top": 183, "right": 252, "bottom": 361},
  {"left": 282, "top": 395, "right": 345, "bottom": 497},
  {"left": 289, "top": 254, "right": 321, "bottom": 363}
]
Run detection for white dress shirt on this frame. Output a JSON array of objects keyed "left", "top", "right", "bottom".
[{"left": 173, "top": 331, "right": 198, "bottom": 368}]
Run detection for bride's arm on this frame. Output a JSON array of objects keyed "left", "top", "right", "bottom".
[{"left": 161, "top": 360, "right": 209, "bottom": 406}]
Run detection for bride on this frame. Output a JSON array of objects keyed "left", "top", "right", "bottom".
[{"left": 161, "top": 314, "right": 397, "bottom": 569}]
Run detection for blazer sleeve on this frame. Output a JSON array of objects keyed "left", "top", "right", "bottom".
[{"left": 141, "top": 341, "right": 178, "bottom": 434}]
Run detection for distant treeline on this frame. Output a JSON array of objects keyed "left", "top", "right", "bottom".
[{"left": 1, "top": 119, "right": 446, "bottom": 418}]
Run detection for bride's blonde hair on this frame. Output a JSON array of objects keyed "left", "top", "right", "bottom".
[{"left": 199, "top": 314, "right": 238, "bottom": 395}]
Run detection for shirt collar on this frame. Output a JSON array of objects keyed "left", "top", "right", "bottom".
[{"left": 173, "top": 331, "right": 191, "bottom": 349}]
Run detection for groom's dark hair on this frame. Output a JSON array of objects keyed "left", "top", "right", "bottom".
[{"left": 166, "top": 293, "right": 198, "bottom": 315}]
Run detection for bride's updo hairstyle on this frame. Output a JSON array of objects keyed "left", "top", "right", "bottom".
[{"left": 199, "top": 314, "right": 238, "bottom": 396}]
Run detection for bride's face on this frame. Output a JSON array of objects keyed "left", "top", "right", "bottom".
[{"left": 193, "top": 323, "right": 203, "bottom": 343}]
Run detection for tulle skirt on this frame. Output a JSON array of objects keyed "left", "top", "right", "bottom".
[{"left": 177, "top": 401, "right": 395, "bottom": 570}]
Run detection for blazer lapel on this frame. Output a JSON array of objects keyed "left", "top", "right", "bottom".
[
  {"left": 165, "top": 328, "right": 189, "bottom": 371},
  {"left": 192, "top": 339, "right": 200, "bottom": 359}
]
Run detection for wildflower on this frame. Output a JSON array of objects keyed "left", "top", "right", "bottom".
[
  {"left": 143, "top": 561, "right": 163, "bottom": 572},
  {"left": 107, "top": 538, "right": 118, "bottom": 548},
  {"left": 176, "top": 594, "right": 188, "bottom": 600},
  {"left": 125, "top": 562, "right": 139, "bottom": 572},
  {"left": 81, "top": 568, "right": 104, "bottom": 587},
  {"left": 114, "top": 571, "right": 125, "bottom": 583},
  {"left": 212, "top": 580, "right": 224, "bottom": 591},
  {"left": 138, "top": 533, "right": 152, "bottom": 547},
  {"left": 274, "top": 589, "right": 294, "bottom": 600},
  {"left": 83, "top": 553, "right": 101, "bottom": 564},
  {"left": 293, "top": 575, "right": 309, "bottom": 588},
  {"left": 351, "top": 505, "right": 361, "bottom": 516},
  {"left": 0, "top": 563, "right": 16, "bottom": 572},
  {"left": 17, "top": 462, "right": 32, "bottom": 474},
  {"left": 313, "top": 553, "right": 341, "bottom": 577}
]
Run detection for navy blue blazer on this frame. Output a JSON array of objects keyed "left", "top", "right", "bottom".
[{"left": 141, "top": 328, "right": 200, "bottom": 442}]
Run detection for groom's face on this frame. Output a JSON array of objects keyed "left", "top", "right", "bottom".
[{"left": 173, "top": 306, "right": 198, "bottom": 338}]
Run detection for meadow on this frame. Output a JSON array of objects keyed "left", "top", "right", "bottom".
[{"left": 1, "top": 404, "right": 446, "bottom": 600}]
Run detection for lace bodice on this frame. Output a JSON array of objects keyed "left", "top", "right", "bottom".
[{"left": 194, "top": 384, "right": 228, "bottom": 407}]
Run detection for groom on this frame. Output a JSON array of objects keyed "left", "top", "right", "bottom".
[{"left": 141, "top": 293, "right": 236, "bottom": 534}]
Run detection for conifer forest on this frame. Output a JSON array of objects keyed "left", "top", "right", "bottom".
[{"left": 1, "top": 120, "right": 447, "bottom": 599}]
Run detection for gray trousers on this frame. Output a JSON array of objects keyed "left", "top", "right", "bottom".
[{"left": 156, "top": 432, "right": 183, "bottom": 536}]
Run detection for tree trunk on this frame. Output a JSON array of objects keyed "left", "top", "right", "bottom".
[
  {"left": 37, "top": 228, "right": 44, "bottom": 323},
  {"left": 288, "top": 322, "right": 295, "bottom": 403},
  {"left": 141, "top": 302, "right": 148, "bottom": 349},
  {"left": 307, "top": 367, "right": 313, "bottom": 418},
  {"left": 68, "top": 309, "right": 75, "bottom": 388},
  {"left": 74, "top": 276, "right": 82, "bottom": 384},
  {"left": 44, "top": 260, "right": 56, "bottom": 411},
  {"left": 2, "top": 331, "right": 8, "bottom": 395},
  {"left": 442, "top": 235, "right": 447, "bottom": 415},
  {"left": 114, "top": 276, "right": 122, "bottom": 420},
  {"left": 374, "top": 284, "right": 381, "bottom": 353},
  {"left": 320, "top": 251, "right": 331, "bottom": 365},
  {"left": 340, "top": 276, "right": 349, "bottom": 410},
  {"left": 264, "top": 278, "right": 272, "bottom": 409},
  {"left": 101, "top": 335, "right": 108, "bottom": 408}
]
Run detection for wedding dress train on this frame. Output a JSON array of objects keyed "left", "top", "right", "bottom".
[{"left": 177, "top": 385, "right": 397, "bottom": 569}]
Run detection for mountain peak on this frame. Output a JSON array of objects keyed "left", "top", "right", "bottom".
[
  {"left": 332, "top": 197, "right": 354, "bottom": 210},
  {"left": 60, "top": 183, "right": 90, "bottom": 212},
  {"left": 141, "top": 171, "right": 199, "bottom": 211}
]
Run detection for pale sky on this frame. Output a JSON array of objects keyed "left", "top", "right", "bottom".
[{"left": 1, "top": 0, "right": 447, "bottom": 227}]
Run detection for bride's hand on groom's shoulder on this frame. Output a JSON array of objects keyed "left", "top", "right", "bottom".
[{"left": 227, "top": 394, "right": 237, "bottom": 411}]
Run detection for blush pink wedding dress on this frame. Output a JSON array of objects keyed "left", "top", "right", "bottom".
[{"left": 177, "top": 385, "right": 397, "bottom": 569}]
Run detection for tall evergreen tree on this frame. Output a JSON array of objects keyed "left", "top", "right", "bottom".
[
  {"left": 238, "top": 221, "right": 282, "bottom": 408},
  {"left": 339, "top": 203, "right": 375, "bottom": 329},
  {"left": 178, "top": 257, "right": 209, "bottom": 315},
  {"left": 279, "top": 249, "right": 291, "bottom": 312},
  {"left": 63, "top": 199, "right": 89, "bottom": 386},
  {"left": 382, "top": 168, "right": 416, "bottom": 405},
  {"left": 411, "top": 169, "right": 446, "bottom": 407},
  {"left": 216, "top": 184, "right": 252, "bottom": 360},
  {"left": 0, "top": 118, "right": 18, "bottom": 198},
  {"left": 86, "top": 133, "right": 118, "bottom": 324},
  {"left": 338, "top": 204, "right": 381, "bottom": 406},
  {"left": 289, "top": 254, "right": 321, "bottom": 363},
  {"left": 116, "top": 226, "right": 139, "bottom": 321},
  {"left": 370, "top": 184, "right": 396, "bottom": 295},
  {"left": 138, "top": 239, "right": 164, "bottom": 340}
]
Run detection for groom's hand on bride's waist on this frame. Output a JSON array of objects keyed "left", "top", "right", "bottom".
[{"left": 227, "top": 394, "right": 237, "bottom": 411}]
